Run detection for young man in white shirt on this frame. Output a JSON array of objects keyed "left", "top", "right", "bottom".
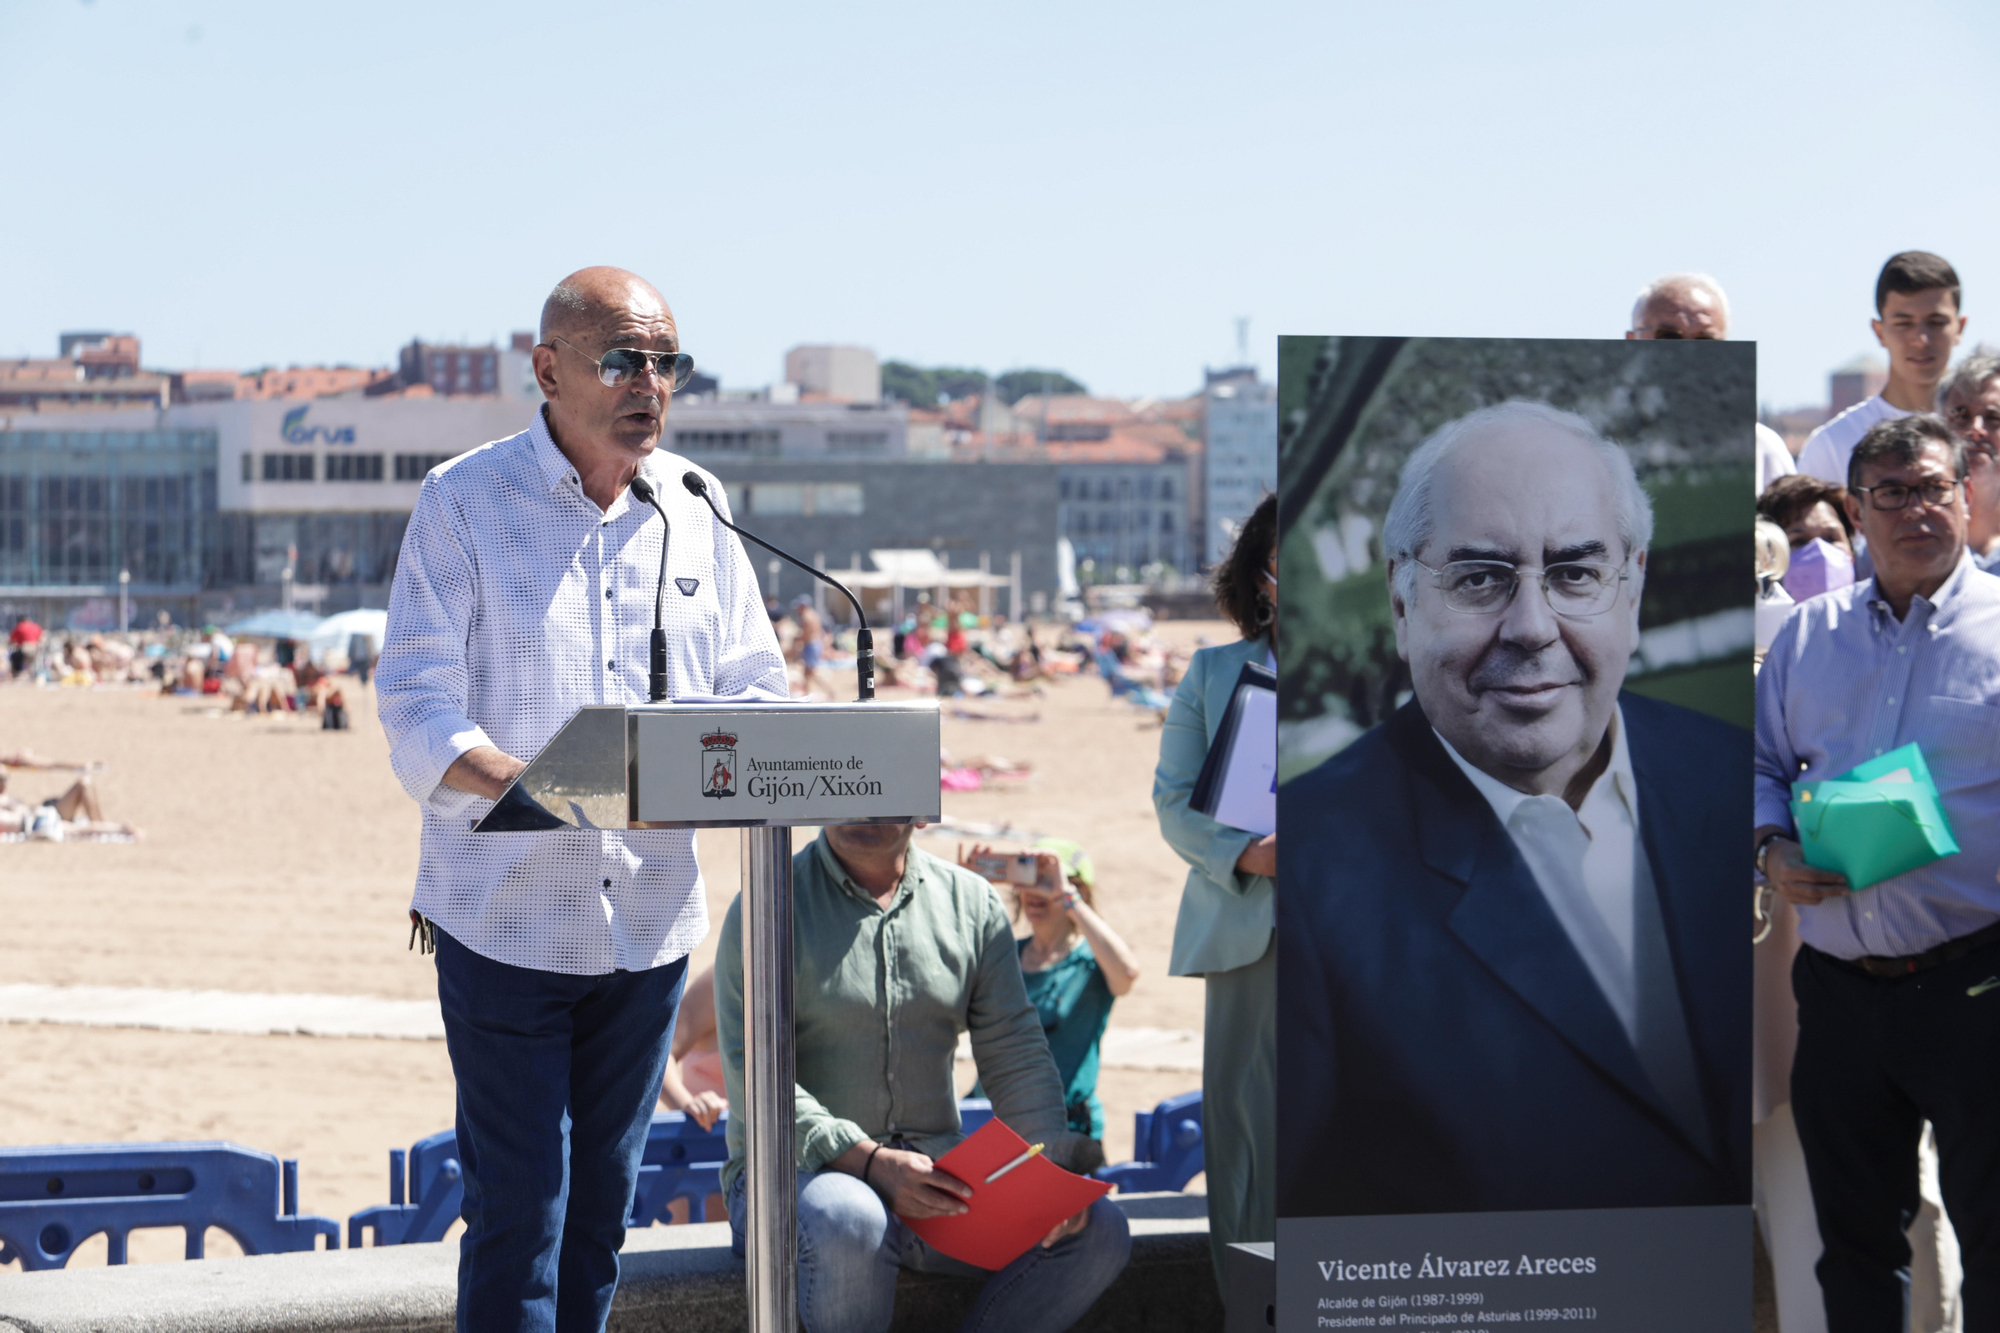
[{"left": 1798, "top": 252, "right": 1967, "bottom": 487}]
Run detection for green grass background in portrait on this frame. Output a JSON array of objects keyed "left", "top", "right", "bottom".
[{"left": 1275, "top": 336, "right": 1754, "bottom": 783}]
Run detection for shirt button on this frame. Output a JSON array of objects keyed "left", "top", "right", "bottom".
[
  {"left": 1898, "top": 646, "right": 1907, "bottom": 653},
  {"left": 604, "top": 878, "right": 612, "bottom": 888},
  {"left": 605, "top": 589, "right": 613, "bottom": 599},
  {"left": 1887, "top": 697, "right": 1896, "bottom": 705},
  {"left": 1865, "top": 911, "right": 1875, "bottom": 920},
  {"left": 608, "top": 661, "right": 616, "bottom": 670}
]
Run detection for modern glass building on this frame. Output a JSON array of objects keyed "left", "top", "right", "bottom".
[
  {"left": 0, "top": 426, "right": 216, "bottom": 626},
  {"left": 0, "top": 389, "right": 1062, "bottom": 631}
]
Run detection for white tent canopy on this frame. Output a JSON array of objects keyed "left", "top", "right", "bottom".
[
  {"left": 305, "top": 608, "right": 389, "bottom": 664},
  {"left": 833, "top": 549, "right": 1011, "bottom": 590}
]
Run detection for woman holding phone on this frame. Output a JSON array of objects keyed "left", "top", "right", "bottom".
[{"left": 960, "top": 839, "right": 1141, "bottom": 1171}]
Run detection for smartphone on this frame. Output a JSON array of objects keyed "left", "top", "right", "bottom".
[{"left": 1007, "top": 853, "right": 1038, "bottom": 886}]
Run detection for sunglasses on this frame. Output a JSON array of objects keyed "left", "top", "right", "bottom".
[{"left": 550, "top": 336, "right": 695, "bottom": 392}]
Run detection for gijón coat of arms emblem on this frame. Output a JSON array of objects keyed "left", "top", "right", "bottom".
[{"left": 700, "top": 730, "right": 737, "bottom": 799}]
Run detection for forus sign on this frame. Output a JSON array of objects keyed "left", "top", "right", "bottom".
[{"left": 280, "top": 406, "right": 356, "bottom": 445}]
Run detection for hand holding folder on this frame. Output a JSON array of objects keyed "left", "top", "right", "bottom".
[
  {"left": 898, "top": 1118, "right": 1112, "bottom": 1270},
  {"left": 1788, "top": 743, "right": 1960, "bottom": 892},
  {"left": 1189, "top": 660, "right": 1277, "bottom": 837}
]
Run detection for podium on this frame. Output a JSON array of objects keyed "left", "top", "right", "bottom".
[{"left": 476, "top": 698, "right": 941, "bottom": 1333}]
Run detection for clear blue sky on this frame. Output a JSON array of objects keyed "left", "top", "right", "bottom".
[{"left": 4, "top": 0, "right": 1997, "bottom": 409}]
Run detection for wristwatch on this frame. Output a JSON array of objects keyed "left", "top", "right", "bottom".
[{"left": 1754, "top": 831, "right": 1781, "bottom": 878}]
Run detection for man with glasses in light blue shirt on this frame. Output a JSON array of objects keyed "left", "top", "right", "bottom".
[{"left": 1756, "top": 413, "right": 2000, "bottom": 1332}]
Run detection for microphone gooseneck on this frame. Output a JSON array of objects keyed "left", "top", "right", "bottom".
[
  {"left": 681, "top": 471, "right": 876, "bottom": 701},
  {"left": 628, "top": 474, "right": 672, "bottom": 703}
]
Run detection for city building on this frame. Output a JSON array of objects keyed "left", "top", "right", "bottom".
[
  {"left": 1200, "top": 366, "right": 1276, "bottom": 566},
  {"left": 237, "top": 365, "right": 395, "bottom": 400},
  {"left": 783, "top": 346, "right": 880, "bottom": 403},
  {"left": 1004, "top": 394, "right": 1204, "bottom": 577},
  {"left": 1828, "top": 354, "right": 1887, "bottom": 416},
  {"left": 0, "top": 334, "right": 171, "bottom": 413},
  {"left": 673, "top": 400, "right": 910, "bottom": 459},
  {"left": 945, "top": 428, "right": 1196, "bottom": 579},
  {"left": 696, "top": 455, "right": 1058, "bottom": 623},
  {"left": 0, "top": 387, "right": 1050, "bottom": 628},
  {"left": 392, "top": 339, "right": 501, "bottom": 397},
  {"left": 0, "top": 422, "right": 215, "bottom": 629},
  {"left": 171, "top": 370, "right": 249, "bottom": 404},
  {"left": 59, "top": 333, "right": 143, "bottom": 378}
]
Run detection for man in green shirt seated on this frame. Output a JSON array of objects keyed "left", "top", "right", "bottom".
[{"left": 716, "top": 822, "right": 1133, "bottom": 1333}]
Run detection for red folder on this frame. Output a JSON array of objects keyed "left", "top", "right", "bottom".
[{"left": 899, "top": 1118, "right": 1113, "bottom": 1270}]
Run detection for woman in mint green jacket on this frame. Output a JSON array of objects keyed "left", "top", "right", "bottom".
[{"left": 1152, "top": 493, "right": 1277, "bottom": 1288}]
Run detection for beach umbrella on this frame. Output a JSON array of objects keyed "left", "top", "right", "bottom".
[
  {"left": 223, "top": 609, "right": 326, "bottom": 640},
  {"left": 305, "top": 609, "right": 390, "bottom": 664}
]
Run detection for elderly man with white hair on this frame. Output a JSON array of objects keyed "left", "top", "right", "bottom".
[
  {"left": 1941, "top": 349, "right": 2000, "bottom": 569},
  {"left": 1626, "top": 271, "right": 1797, "bottom": 494},
  {"left": 1278, "top": 400, "right": 1752, "bottom": 1218}
]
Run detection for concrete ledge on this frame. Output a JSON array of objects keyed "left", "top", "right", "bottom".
[{"left": 0, "top": 1194, "right": 1218, "bottom": 1333}]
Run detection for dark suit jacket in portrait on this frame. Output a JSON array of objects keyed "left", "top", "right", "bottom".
[{"left": 1276, "top": 691, "right": 1751, "bottom": 1217}]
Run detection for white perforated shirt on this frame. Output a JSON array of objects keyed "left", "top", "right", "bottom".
[{"left": 376, "top": 407, "right": 787, "bottom": 974}]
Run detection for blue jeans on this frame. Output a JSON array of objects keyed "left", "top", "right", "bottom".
[
  {"left": 727, "top": 1167, "right": 1131, "bottom": 1333},
  {"left": 434, "top": 927, "right": 687, "bottom": 1333}
]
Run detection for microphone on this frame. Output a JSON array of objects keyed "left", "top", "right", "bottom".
[
  {"left": 680, "top": 470, "right": 875, "bottom": 701},
  {"left": 628, "top": 475, "right": 671, "bottom": 703}
]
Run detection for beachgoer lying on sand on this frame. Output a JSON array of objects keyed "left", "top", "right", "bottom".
[
  {"left": 1, "top": 747, "right": 99, "bottom": 772},
  {"left": 0, "top": 767, "right": 137, "bottom": 837}
]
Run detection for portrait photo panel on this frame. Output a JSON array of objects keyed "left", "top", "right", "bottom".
[{"left": 1273, "top": 337, "right": 1755, "bottom": 1331}]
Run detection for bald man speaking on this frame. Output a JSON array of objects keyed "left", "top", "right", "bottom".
[{"left": 377, "top": 268, "right": 786, "bottom": 1332}]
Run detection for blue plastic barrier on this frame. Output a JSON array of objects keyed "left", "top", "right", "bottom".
[
  {"left": 346, "top": 1128, "right": 463, "bottom": 1249},
  {"left": 352, "top": 1099, "right": 1004, "bottom": 1246},
  {"left": 1095, "top": 1089, "right": 1203, "bottom": 1193},
  {"left": 0, "top": 1141, "right": 339, "bottom": 1271},
  {"left": 352, "top": 1112, "right": 732, "bottom": 1247},
  {"left": 957, "top": 1099, "right": 995, "bottom": 1136},
  {"left": 628, "top": 1112, "right": 731, "bottom": 1226}
]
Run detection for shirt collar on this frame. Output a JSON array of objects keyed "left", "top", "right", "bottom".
[
  {"left": 1862, "top": 548, "right": 1978, "bottom": 633},
  {"left": 528, "top": 404, "right": 581, "bottom": 496},
  {"left": 528, "top": 403, "right": 672, "bottom": 512},
  {"left": 1434, "top": 702, "right": 1637, "bottom": 828},
  {"left": 812, "top": 832, "right": 920, "bottom": 911}
]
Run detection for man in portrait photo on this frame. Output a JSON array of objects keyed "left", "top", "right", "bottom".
[{"left": 1278, "top": 400, "right": 1751, "bottom": 1217}]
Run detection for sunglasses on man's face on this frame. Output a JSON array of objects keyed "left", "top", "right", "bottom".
[{"left": 550, "top": 336, "right": 695, "bottom": 392}]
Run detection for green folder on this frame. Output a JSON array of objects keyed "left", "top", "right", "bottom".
[{"left": 1788, "top": 743, "right": 1959, "bottom": 891}]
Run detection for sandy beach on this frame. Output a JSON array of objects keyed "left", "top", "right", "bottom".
[{"left": 0, "top": 620, "right": 1233, "bottom": 1266}]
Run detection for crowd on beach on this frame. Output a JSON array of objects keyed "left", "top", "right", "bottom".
[
  {"left": 762, "top": 592, "right": 1191, "bottom": 716},
  {"left": 2, "top": 612, "right": 387, "bottom": 841},
  {"left": 6, "top": 613, "right": 374, "bottom": 729}
]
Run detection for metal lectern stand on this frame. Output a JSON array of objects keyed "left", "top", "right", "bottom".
[
  {"left": 474, "top": 698, "right": 940, "bottom": 1333},
  {"left": 741, "top": 824, "right": 795, "bottom": 1331}
]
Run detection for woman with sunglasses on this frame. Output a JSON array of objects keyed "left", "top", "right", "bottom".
[{"left": 1150, "top": 491, "right": 1277, "bottom": 1289}]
